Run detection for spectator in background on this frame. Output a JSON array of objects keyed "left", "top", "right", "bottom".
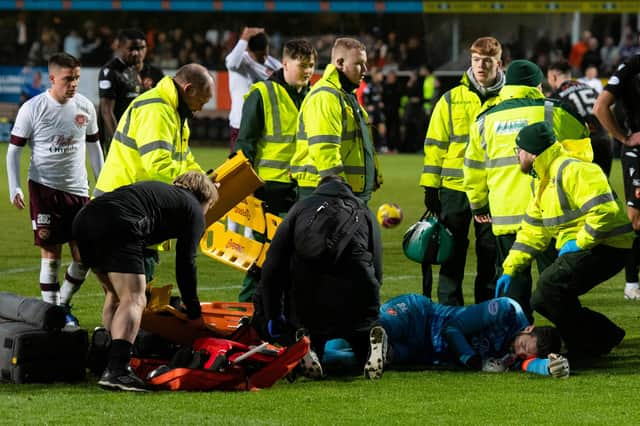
[
  {"left": 382, "top": 70, "right": 402, "bottom": 153},
  {"left": 225, "top": 27, "right": 281, "bottom": 152},
  {"left": 98, "top": 29, "right": 146, "bottom": 154},
  {"left": 27, "top": 27, "right": 61, "bottom": 66},
  {"left": 568, "top": 30, "right": 591, "bottom": 73},
  {"left": 401, "top": 69, "right": 426, "bottom": 152},
  {"left": 63, "top": 29, "right": 83, "bottom": 59},
  {"left": 618, "top": 32, "right": 638, "bottom": 64},
  {"left": 79, "top": 23, "right": 102, "bottom": 66},
  {"left": 421, "top": 65, "right": 438, "bottom": 119},
  {"left": 600, "top": 36, "right": 619, "bottom": 76},
  {"left": 581, "top": 37, "right": 602, "bottom": 75},
  {"left": 578, "top": 64, "right": 603, "bottom": 93},
  {"left": 363, "top": 68, "right": 387, "bottom": 152},
  {"left": 20, "top": 70, "right": 45, "bottom": 105},
  {"left": 15, "top": 13, "right": 29, "bottom": 64}
]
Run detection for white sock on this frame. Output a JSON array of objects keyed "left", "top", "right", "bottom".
[
  {"left": 59, "top": 261, "right": 90, "bottom": 305},
  {"left": 40, "top": 258, "right": 61, "bottom": 304},
  {"left": 626, "top": 282, "right": 639, "bottom": 291}
]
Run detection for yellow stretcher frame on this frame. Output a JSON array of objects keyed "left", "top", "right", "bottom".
[
  {"left": 200, "top": 149, "right": 282, "bottom": 272},
  {"left": 200, "top": 195, "right": 282, "bottom": 272}
]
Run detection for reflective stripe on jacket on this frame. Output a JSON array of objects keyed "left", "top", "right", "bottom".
[
  {"left": 463, "top": 85, "right": 589, "bottom": 235},
  {"left": 248, "top": 80, "right": 299, "bottom": 183},
  {"left": 290, "top": 64, "right": 381, "bottom": 194},
  {"left": 420, "top": 73, "right": 498, "bottom": 191},
  {"left": 94, "top": 76, "right": 203, "bottom": 196},
  {"left": 502, "top": 142, "right": 633, "bottom": 275}
]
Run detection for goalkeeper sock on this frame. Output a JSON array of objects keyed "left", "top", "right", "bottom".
[
  {"left": 59, "top": 261, "right": 90, "bottom": 305},
  {"left": 625, "top": 282, "right": 639, "bottom": 291},
  {"left": 40, "top": 258, "right": 61, "bottom": 304}
]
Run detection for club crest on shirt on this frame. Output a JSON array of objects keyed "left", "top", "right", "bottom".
[
  {"left": 487, "top": 299, "right": 499, "bottom": 316},
  {"left": 75, "top": 114, "right": 87, "bottom": 127}
]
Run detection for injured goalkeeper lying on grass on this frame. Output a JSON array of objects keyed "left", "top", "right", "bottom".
[{"left": 323, "top": 295, "right": 570, "bottom": 378}]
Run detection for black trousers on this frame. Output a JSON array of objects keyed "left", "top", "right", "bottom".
[
  {"left": 421, "top": 188, "right": 496, "bottom": 305},
  {"left": 495, "top": 233, "right": 556, "bottom": 321},
  {"left": 530, "top": 244, "right": 627, "bottom": 355}
]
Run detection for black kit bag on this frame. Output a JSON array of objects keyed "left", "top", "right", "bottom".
[
  {"left": 0, "top": 292, "right": 66, "bottom": 330},
  {"left": 294, "top": 196, "right": 368, "bottom": 264},
  {"left": 0, "top": 319, "right": 88, "bottom": 384}
]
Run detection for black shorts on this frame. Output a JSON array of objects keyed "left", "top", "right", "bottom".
[
  {"left": 72, "top": 203, "right": 145, "bottom": 275},
  {"left": 28, "top": 180, "right": 89, "bottom": 246},
  {"left": 621, "top": 145, "right": 640, "bottom": 209}
]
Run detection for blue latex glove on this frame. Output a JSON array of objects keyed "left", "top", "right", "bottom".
[
  {"left": 495, "top": 274, "right": 512, "bottom": 298},
  {"left": 267, "top": 315, "right": 286, "bottom": 338},
  {"left": 558, "top": 239, "right": 581, "bottom": 257}
]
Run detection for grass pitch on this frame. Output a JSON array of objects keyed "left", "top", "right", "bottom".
[{"left": 1, "top": 145, "right": 640, "bottom": 425}]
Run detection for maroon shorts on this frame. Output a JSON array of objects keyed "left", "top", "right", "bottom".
[
  {"left": 28, "top": 180, "right": 89, "bottom": 246},
  {"left": 229, "top": 127, "right": 239, "bottom": 153}
]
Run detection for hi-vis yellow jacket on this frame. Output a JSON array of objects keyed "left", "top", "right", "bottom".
[
  {"left": 420, "top": 73, "right": 500, "bottom": 192},
  {"left": 463, "top": 85, "right": 589, "bottom": 236},
  {"left": 245, "top": 80, "right": 299, "bottom": 183},
  {"left": 290, "top": 64, "right": 382, "bottom": 195},
  {"left": 502, "top": 142, "right": 633, "bottom": 275},
  {"left": 94, "top": 76, "right": 203, "bottom": 196}
]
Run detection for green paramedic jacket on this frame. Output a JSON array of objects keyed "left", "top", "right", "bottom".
[
  {"left": 502, "top": 141, "right": 633, "bottom": 275},
  {"left": 463, "top": 85, "right": 589, "bottom": 236}
]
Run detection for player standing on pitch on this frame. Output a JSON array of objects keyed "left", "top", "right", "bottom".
[{"left": 7, "top": 52, "right": 104, "bottom": 326}]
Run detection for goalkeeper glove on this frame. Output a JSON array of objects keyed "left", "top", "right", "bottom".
[{"left": 548, "top": 353, "right": 570, "bottom": 379}]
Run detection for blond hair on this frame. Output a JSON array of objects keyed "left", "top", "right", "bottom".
[
  {"left": 173, "top": 171, "right": 218, "bottom": 205},
  {"left": 470, "top": 37, "right": 502, "bottom": 58},
  {"left": 331, "top": 37, "right": 366, "bottom": 62}
]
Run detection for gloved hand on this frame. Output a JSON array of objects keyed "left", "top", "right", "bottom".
[
  {"left": 423, "top": 186, "right": 441, "bottom": 215},
  {"left": 548, "top": 353, "right": 570, "bottom": 379},
  {"left": 495, "top": 274, "right": 512, "bottom": 298},
  {"left": 267, "top": 315, "right": 287, "bottom": 338},
  {"left": 558, "top": 239, "right": 581, "bottom": 257}
]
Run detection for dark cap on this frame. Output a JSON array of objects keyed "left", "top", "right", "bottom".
[
  {"left": 506, "top": 59, "right": 543, "bottom": 87},
  {"left": 516, "top": 121, "right": 556, "bottom": 155}
]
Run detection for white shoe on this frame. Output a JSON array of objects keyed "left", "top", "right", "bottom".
[
  {"left": 624, "top": 287, "right": 640, "bottom": 300},
  {"left": 364, "top": 326, "right": 388, "bottom": 380},
  {"left": 300, "top": 348, "right": 323, "bottom": 379}
]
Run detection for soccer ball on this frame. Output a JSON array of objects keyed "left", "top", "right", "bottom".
[{"left": 377, "top": 203, "right": 403, "bottom": 228}]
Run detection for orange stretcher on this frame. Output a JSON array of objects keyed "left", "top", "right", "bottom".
[{"left": 140, "top": 284, "right": 255, "bottom": 345}]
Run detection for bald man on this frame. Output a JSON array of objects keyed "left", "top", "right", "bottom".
[{"left": 94, "top": 63, "right": 214, "bottom": 281}]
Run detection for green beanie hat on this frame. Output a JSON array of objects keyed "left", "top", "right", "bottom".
[
  {"left": 516, "top": 122, "right": 556, "bottom": 155},
  {"left": 505, "top": 59, "right": 543, "bottom": 87}
]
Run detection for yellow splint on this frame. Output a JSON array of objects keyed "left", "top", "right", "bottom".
[{"left": 200, "top": 195, "right": 282, "bottom": 272}]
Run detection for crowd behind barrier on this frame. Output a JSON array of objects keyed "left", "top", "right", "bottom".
[{"left": 0, "top": 12, "right": 638, "bottom": 149}]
